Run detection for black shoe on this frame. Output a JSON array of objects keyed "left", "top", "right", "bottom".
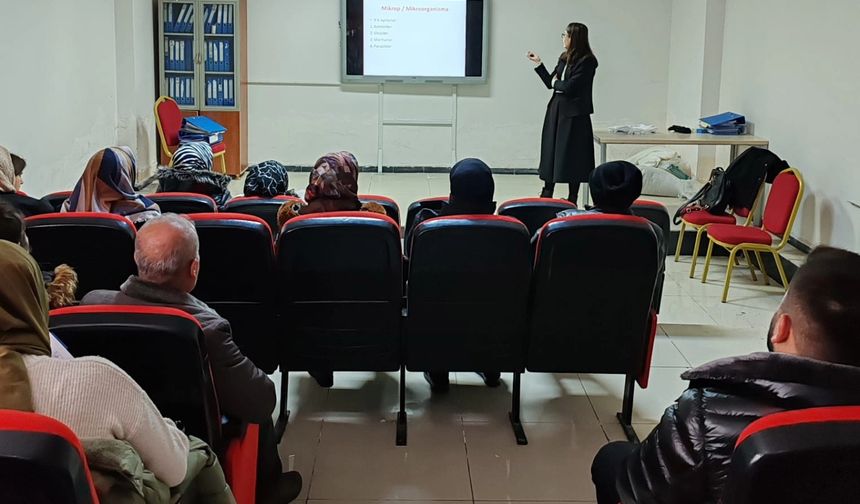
[
  {"left": 540, "top": 189, "right": 554, "bottom": 198},
  {"left": 478, "top": 372, "right": 501, "bottom": 388},
  {"left": 258, "top": 471, "right": 303, "bottom": 504},
  {"left": 424, "top": 372, "right": 450, "bottom": 393},
  {"left": 309, "top": 371, "right": 334, "bottom": 388}
]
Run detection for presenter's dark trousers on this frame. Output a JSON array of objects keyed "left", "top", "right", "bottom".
[
  {"left": 540, "top": 182, "right": 579, "bottom": 204},
  {"left": 591, "top": 441, "right": 637, "bottom": 504}
]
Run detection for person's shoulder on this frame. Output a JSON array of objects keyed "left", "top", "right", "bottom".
[{"left": 80, "top": 289, "right": 123, "bottom": 305}]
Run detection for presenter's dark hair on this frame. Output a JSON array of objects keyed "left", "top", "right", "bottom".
[{"left": 562, "top": 22, "right": 596, "bottom": 64}]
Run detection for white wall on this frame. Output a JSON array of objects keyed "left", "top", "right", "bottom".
[
  {"left": 719, "top": 0, "right": 860, "bottom": 250},
  {"left": 246, "top": 0, "right": 674, "bottom": 169},
  {"left": 0, "top": 0, "right": 155, "bottom": 198}
]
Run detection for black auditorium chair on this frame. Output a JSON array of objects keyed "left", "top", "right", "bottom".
[
  {"left": 49, "top": 305, "right": 259, "bottom": 504},
  {"left": 405, "top": 197, "right": 447, "bottom": 237},
  {"left": 406, "top": 215, "right": 532, "bottom": 444},
  {"left": 631, "top": 199, "right": 670, "bottom": 312},
  {"left": 276, "top": 211, "right": 403, "bottom": 440},
  {"left": 222, "top": 195, "right": 301, "bottom": 234},
  {"left": 42, "top": 190, "right": 73, "bottom": 212},
  {"left": 0, "top": 411, "right": 98, "bottom": 504},
  {"left": 528, "top": 214, "right": 660, "bottom": 441},
  {"left": 25, "top": 213, "right": 137, "bottom": 298},
  {"left": 189, "top": 212, "right": 278, "bottom": 373},
  {"left": 359, "top": 194, "right": 401, "bottom": 225},
  {"left": 497, "top": 197, "right": 577, "bottom": 236},
  {"left": 721, "top": 406, "right": 860, "bottom": 504},
  {"left": 149, "top": 192, "right": 218, "bottom": 214}
]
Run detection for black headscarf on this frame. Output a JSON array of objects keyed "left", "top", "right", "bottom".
[
  {"left": 589, "top": 161, "right": 643, "bottom": 214},
  {"left": 441, "top": 158, "right": 496, "bottom": 216}
]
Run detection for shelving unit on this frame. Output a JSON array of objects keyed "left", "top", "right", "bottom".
[{"left": 158, "top": 0, "right": 248, "bottom": 176}]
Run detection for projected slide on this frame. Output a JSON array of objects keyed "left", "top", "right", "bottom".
[
  {"left": 343, "top": 0, "right": 486, "bottom": 83},
  {"left": 363, "top": 1, "right": 467, "bottom": 77}
]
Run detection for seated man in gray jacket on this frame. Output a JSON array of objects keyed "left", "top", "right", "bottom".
[{"left": 82, "top": 213, "right": 301, "bottom": 503}]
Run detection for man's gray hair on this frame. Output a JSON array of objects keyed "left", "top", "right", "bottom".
[{"left": 134, "top": 213, "right": 200, "bottom": 284}]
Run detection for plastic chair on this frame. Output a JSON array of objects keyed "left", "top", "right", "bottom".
[
  {"left": 497, "top": 197, "right": 577, "bottom": 236},
  {"left": 49, "top": 305, "right": 259, "bottom": 504},
  {"left": 0, "top": 410, "right": 99, "bottom": 504},
  {"left": 154, "top": 96, "right": 227, "bottom": 174},
  {"left": 722, "top": 406, "right": 860, "bottom": 503},
  {"left": 702, "top": 168, "right": 804, "bottom": 302},
  {"left": 528, "top": 214, "right": 660, "bottom": 441},
  {"left": 275, "top": 211, "right": 403, "bottom": 441},
  {"left": 406, "top": 215, "right": 531, "bottom": 444},
  {"left": 25, "top": 212, "right": 137, "bottom": 298},
  {"left": 189, "top": 212, "right": 278, "bottom": 373},
  {"left": 149, "top": 192, "right": 218, "bottom": 214}
]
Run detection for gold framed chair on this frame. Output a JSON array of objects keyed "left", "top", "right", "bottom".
[
  {"left": 154, "top": 96, "right": 227, "bottom": 174},
  {"left": 701, "top": 168, "right": 804, "bottom": 302}
]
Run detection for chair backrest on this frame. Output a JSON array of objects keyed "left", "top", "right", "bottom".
[
  {"left": 154, "top": 96, "right": 183, "bottom": 155},
  {"left": 406, "top": 215, "right": 531, "bottom": 372},
  {"left": 26, "top": 213, "right": 137, "bottom": 298},
  {"left": 405, "top": 197, "right": 448, "bottom": 237},
  {"left": 276, "top": 211, "right": 403, "bottom": 372},
  {"left": 222, "top": 195, "right": 301, "bottom": 234},
  {"left": 528, "top": 214, "right": 660, "bottom": 374},
  {"left": 149, "top": 192, "right": 218, "bottom": 214},
  {"left": 49, "top": 305, "right": 221, "bottom": 445},
  {"left": 497, "top": 197, "right": 577, "bottom": 236},
  {"left": 42, "top": 191, "right": 73, "bottom": 212},
  {"left": 763, "top": 168, "right": 804, "bottom": 239},
  {"left": 188, "top": 213, "right": 278, "bottom": 372},
  {"left": 722, "top": 406, "right": 860, "bottom": 504},
  {"left": 631, "top": 200, "right": 669, "bottom": 314},
  {"left": 0, "top": 411, "right": 98, "bottom": 504},
  {"left": 359, "top": 194, "right": 401, "bottom": 225}
]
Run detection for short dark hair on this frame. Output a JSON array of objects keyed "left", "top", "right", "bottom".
[
  {"left": 786, "top": 246, "right": 860, "bottom": 366},
  {"left": 9, "top": 153, "right": 26, "bottom": 176},
  {"left": 0, "top": 201, "right": 26, "bottom": 246}
]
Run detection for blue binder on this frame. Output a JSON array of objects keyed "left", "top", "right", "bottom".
[
  {"left": 224, "top": 41, "right": 231, "bottom": 72},
  {"left": 700, "top": 112, "right": 745, "bottom": 128}
]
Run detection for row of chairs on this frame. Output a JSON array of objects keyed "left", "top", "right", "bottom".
[{"left": 26, "top": 208, "right": 664, "bottom": 446}]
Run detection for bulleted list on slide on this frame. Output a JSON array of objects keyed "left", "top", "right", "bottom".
[{"left": 363, "top": 0, "right": 467, "bottom": 77}]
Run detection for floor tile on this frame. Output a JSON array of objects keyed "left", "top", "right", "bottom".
[
  {"left": 662, "top": 324, "right": 766, "bottom": 367},
  {"left": 465, "top": 422, "right": 608, "bottom": 502},
  {"left": 658, "top": 296, "right": 716, "bottom": 326},
  {"left": 649, "top": 335, "right": 692, "bottom": 368},
  {"left": 580, "top": 368, "right": 687, "bottom": 425},
  {"left": 278, "top": 419, "right": 323, "bottom": 502},
  {"left": 309, "top": 419, "right": 473, "bottom": 500}
]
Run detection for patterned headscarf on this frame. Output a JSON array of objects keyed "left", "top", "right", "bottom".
[
  {"left": 244, "top": 160, "right": 291, "bottom": 198},
  {"left": 0, "top": 241, "right": 52, "bottom": 412},
  {"left": 304, "top": 152, "right": 360, "bottom": 204},
  {"left": 171, "top": 142, "right": 213, "bottom": 172},
  {"left": 63, "top": 147, "right": 160, "bottom": 223},
  {"left": 0, "top": 145, "right": 17, "bottom": 193}
]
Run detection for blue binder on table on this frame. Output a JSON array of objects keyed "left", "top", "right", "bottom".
[
  {"left": 700, "top": 112, "right": 745, "bottom": 128},
  {"left": 180, "top": 116, "right": 227, "bottom": 145}
]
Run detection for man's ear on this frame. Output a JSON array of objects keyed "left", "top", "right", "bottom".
[
  {"left": 770, "top": 312, "right": 792, "bottom": 346},
  {"left": 190, "top": 256, "right": 200, "bottom": 279}
]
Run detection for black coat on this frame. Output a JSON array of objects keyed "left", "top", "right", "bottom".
[
  {"left": 617, "top": 352, "right": 860, "bottom": 504},
  {"left": 536, "top": 56, "right": 598, "bottom": 184},
  {"left": 0, "top": 191, "right": 53, "bottom": 217}
]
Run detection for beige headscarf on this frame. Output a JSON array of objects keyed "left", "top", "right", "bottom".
[
  {"left": 0, "top": 145, "right": 17, "bottom": 193},
  {"left": 0, "top": 241, "right": 52, "bottom": 411}
]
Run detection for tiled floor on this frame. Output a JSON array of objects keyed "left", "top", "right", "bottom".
[{"left": 226, "top": 173, "right": 792, "bottom": 504}]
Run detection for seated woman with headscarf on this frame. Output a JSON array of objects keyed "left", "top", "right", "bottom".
[
  {"left": 156, "top": 142, "right": 232, "bottom": 206},
  {"left": 0, "top": 145, "right": 53, "bottom": 217},
  {"left": 275, "top": 151, "right": 386, "bottom": 230},
  {"left": 244, "top": 160, "right": 297, "bottom": 199},
  {"left": 62, "top": 147, "right": 160, "bottom": 224},
  {"left": 405, "top": 158, "right": 502, "bottom": 393}
]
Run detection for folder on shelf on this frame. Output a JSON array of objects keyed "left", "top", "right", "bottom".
[
  {"left": 226, "top": 5, "right": 232, "bottom": 33},
  {"left": 224, "top": 41, "right": 231, "bottom": 72},
  {"left": 185, "top": 4, "right": 193, "bottom": 32},
  {"left": 216, "top": 41, "right": 222, "bottom": 71},
  {"left": 176, "top": 4, "right": 187, "bottom": 32},
  {"left": 178, "top": 39, "right": 184, "bottom": 69},
  {"left": 208, "top": 4, "right": 217, "bottom": 34}
]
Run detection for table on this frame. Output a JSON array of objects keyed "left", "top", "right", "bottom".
[{"left": 586, "top": 131, "right": 770, "bottom": 205}]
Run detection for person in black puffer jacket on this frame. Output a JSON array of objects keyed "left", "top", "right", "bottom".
[{"left": 591, "top": 245, "right": 860, "bottom": 504}]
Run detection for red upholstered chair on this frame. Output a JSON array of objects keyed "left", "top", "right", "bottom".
[
  {"left": 528, "top": 214, "right": 660, "bottom": 441},
  {"left": 49, "top": 305, "right": 259, "bottom": 504},
  {"left": 497, "top": 197, "right": 577, "bottom": 236},
  {"left": 722, "top": 406, "right": 860, "bottom": 504},
  {"left": 0, "top": 410, "right": 99, "bottom": 504},
  {"left": 676, "top": 183, "right": 764, "bottom": 279},
  {"left": 222, "top": 195, "right": 301, "bottom": 235},
  {"left": 25, "top": 213, "right": 137, "bottom": 298},
  {"left": 359, "top": 194, "right": 401, "bottom": 225},
  {"left": 154, "top": 96, "right": 227, "bottom": 174},
  {"left": 702, "top": 168, "right": 804, "bottom": 302},
  {"left": 148, "top": 192, "right": 218, "bottom": 214},
  {"left": 43, "top": 190, "right": 73, "bottom": 212}
]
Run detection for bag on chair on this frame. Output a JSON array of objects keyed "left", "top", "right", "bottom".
[{"left": 673, "top": 147, "right": 788, "bottom": 224}]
